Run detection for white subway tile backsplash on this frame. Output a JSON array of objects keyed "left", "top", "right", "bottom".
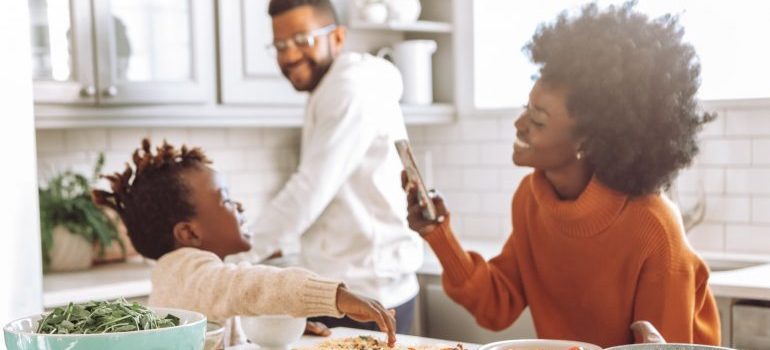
[
  {"left": 109, "top": 129, "right": 151, "bottom": 151},
  {"left": 675, "top": 168, "right": 724, "bottom": 195},
  {"left": 725, "top": 108, "right": 770, "bottom": 136},
  {"left": 480, "top": 143, "right": 513, "bottom": 166},
  {"left": 725, "top": 224, "right": 770, "bottom": 255},
  {"left": 481, "top": 193, "right": 512, "bottom": 215},
  {"left": 499, "top": 167, "right": 533, "bottom": 191},
  {"left": 698, "top": 139, "right": 751, "bottom": 165},
  {"left": 431, "top": 166, "right": 463, "bottom": 191},
  {"left": 64, "top": 129, "right": 108, "bottom": 153},
  {"left": 703, "top": 195, "right": 751, "bottom": 223},
  {"left": 752, "top": 197, "right": 770, "bottom": 224},
  {"left": 441, "top": 191, "right": 481, "bottom": 214},
  {"left": 422, "top": 124, "right": 461, "bottom": 143},
  {"left": 152, "top": 129, "right": 191, "bottom": 147},
  {"left": 726, "top": 169, "right": 770, "bottom": 195},
  {"left": 261, "top": 128, "right": 301, "bottom": 147},
  {"left": 441, "top": 144, "right": 481, "bottom": 166},
  {"left": 462, "top": 215, "right": 504, "bottom": 239},
  {"left": 189, "top": 129, "right": 229, "bottom": 150},
  {"left": 35, "top": 130, "right": 65, "bottom": 153},
  {"left": 685, "top": 223, "right": 724, "bottom": 252},
  {"left": 699, "top": 112, "right": 725, "bottom": 137},
  {"left": 463, "top": 168, "right": 500, "bottom": 191},
  {"left": 460, "top": 119, "right": 500, "bottom": 141},
  {"left": 405, "top": 126, "right": 426, "bottom": 145},
  {"left": 207, "top": 150, "right": 246, "bottom": 172},
  {"left": 31, "top": 104, "right": 770, "bottom": 256},
  {"left": 227, "top": 129, "right": 262, "bottom": 147},
  {"left": 752, "top": 139, "right": 770, "bottom": 165}
]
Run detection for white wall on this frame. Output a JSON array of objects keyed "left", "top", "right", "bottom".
[
  {"left": 0, "top": 0, "right": 44, "bottom": 340},
  {"left": 36, "top": 128, "right": 302, "bottom": 229}
]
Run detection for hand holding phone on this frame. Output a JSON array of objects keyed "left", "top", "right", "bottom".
[{"left": 395, "top": 139, "right": 437, "bottom": 221}]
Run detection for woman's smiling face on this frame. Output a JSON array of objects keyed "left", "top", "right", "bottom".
[{"left": 513, "top": 80, "right": 582, "bottom": 172}]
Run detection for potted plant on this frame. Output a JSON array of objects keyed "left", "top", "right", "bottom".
[{"left": 38, "top": 154, "right": 124, "bottom": 272}]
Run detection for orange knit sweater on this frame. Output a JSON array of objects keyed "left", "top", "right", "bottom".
[{"left": 425, "top": 171, "right": 720, "bottom": 347}]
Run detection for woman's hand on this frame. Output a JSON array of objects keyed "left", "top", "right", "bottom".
[
  {"left": 401, "top": 170, "right": 449, "bottom": 237},
  {"left": 335, "top": 286, "right": 397, "bottom": 347}
]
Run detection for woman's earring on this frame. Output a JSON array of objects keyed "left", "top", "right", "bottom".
[{"left": 576, "top": 151, "right": 584, "bottom": 160}]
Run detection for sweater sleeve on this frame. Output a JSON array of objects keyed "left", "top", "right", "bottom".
[
  {"left": 246, "top": 79, "right": 380, "bottom": 252},
  {"left": 149, "top": 248, "right": 343, "bottom": 321},
  {"left": 424, "top": 221, "right": 528, "bottom": 331},
  {"left": 632, "top": 257, "right": 721, "bottom": 345}
]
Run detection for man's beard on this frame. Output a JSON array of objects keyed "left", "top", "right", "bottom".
[{"left": 282, "top": 56, "right": 334, "bottom": 92}]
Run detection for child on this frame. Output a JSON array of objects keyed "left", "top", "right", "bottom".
[{"left": 92, "top": 139, "right": 395, "bottom": 346}]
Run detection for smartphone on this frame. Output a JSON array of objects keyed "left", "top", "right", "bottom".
[{"left": 395, "top": 139, "right": 438, "bottom": 221}]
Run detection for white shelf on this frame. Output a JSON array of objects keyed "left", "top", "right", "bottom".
[
  {"left": 43, "top": 257, "right": 154, "bottom": 308},
  {"left": 35, "top": 103, "right": 455, "bottom": 128},
  {"left": 349, "top": 19, "right": 453, "bottom": 33}
]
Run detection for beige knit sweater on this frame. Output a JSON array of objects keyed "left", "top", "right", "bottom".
[{"left": 148, "top": 247, "right": 343, "bottom": 345}]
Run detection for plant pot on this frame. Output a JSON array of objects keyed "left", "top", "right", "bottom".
[
  {"left": 48, "top": 225, "right": 94, "bottom": 272},
  {"left": 93, "top": 209, "right": 137, "bottom": 265}
]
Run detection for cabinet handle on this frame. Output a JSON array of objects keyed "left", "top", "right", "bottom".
[
  {"left": 102, "top": 86, "right": 118, "bottom": 97},
  {"left": 79, "top": 85, "right": 96, "bottom": 97}
]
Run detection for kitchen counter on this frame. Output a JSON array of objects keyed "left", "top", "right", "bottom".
[
  {"left": 228, "top": 327, "right": 477, "bottom": 349},
  {"left": 43, "top": 256, "right": 153, "bottom": 308},
  {"left": 418, "top": 239, "right": 770, "bottom": 301}
]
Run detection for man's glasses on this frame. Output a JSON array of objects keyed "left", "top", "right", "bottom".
[{"left": 266, "top": 24, "right": 337, "bottom": 55}]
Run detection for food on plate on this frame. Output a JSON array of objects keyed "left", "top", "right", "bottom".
[
  {"left": 298, "top": 335, "right": 466, "bottom": 350},
  {"left": 36, "top": 298, "right": 180, "bottom": 334}
]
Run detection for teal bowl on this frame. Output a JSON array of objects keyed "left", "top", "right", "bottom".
[{"left": 4, "top": 307, "right": 206, "bottom": 350}]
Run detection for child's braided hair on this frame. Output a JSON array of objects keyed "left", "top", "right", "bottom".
[{"left": 92, "top": 138, "right": 211, "bottom": 259}]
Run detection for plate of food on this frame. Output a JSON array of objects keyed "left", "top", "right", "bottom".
[
  {"left": 478, "top": 339, "right": 602, "bottom": 350},
  {"left": 297, "top": 335, "right": 467, "bottom": 350}
]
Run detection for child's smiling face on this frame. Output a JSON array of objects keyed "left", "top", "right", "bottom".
[{"left": 176, "top": 165, "right": 252, "bottom": 259}]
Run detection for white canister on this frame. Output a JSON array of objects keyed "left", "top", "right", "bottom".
[{"left": 377, "top": 40, "right": 437, "bottom": 105}]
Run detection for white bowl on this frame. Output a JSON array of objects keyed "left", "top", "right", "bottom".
[
  {"left": 479, "top": 339, "right": 603, "bottom": 350},
  {"left": 240, "top": 315, "right": 306, "bottom": 350}
]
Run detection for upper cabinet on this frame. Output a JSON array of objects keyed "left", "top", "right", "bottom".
[
  {"left": 218, "top": 0, "right": 306, "bottom": 105},
  {"left": 29, "top": 0, "right": 95, "bottom": 104},
  {"left": 29, "top": 0, "right": 215, "bottom": 106},
  {"left": 31, "top": 0, "right": 456, "bottom": 127}
]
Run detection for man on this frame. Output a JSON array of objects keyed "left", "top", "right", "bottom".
[{"left": 241, "top": 0, "right": 423, "bottom": 334}]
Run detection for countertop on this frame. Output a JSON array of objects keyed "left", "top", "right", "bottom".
[{"left": 228, "top": 327, "right": 477, "bottom": 350}]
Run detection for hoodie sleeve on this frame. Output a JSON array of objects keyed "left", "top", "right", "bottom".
[
  {"left": 245, "top": 57, "right": 404, "bottom": 254},
  {"left": 148, "top": 248, "right": 343, "bottom": 321}
]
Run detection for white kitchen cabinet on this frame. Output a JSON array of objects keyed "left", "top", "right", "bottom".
[
  {"left": 218, "top": 0, "right": 306, "bottom": 105},
  {"left": 28, "top": 0, "right": 215, "bottom": 105},
  {"left": 29, "top": 0, "right": 96, "bottom": 104}
]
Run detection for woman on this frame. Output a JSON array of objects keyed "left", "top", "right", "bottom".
[{"left": 404, "top": 3, "right": 719, "bottom": 347}]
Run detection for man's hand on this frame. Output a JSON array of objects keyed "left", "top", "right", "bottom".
[
  {"left": 401, "top": 170, "right": 449, "bottom": 237},
  {"left": 304, "top": 321, "right": 331, "bottom": 337},
  {"left": 335, "top": 286, "right": 397, "bottom": 347}
]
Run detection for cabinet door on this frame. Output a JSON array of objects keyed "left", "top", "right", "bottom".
[
  {"left": 29, "top": 0, "right": 96, "bottom": 104},
  {"left": 218, "top": 0, "right": 306, "bottom": 105},
  {"left": 92, "top": 0, "right": 215, "bottom": 105}
]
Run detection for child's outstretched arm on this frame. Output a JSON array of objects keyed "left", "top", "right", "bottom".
[{"left": 149, "top": 248, "right": 396, "bottom": 345}]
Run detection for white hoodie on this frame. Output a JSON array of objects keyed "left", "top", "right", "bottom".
[{"left": 243, "top": 52, "right": 423, "bottom": 308}]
